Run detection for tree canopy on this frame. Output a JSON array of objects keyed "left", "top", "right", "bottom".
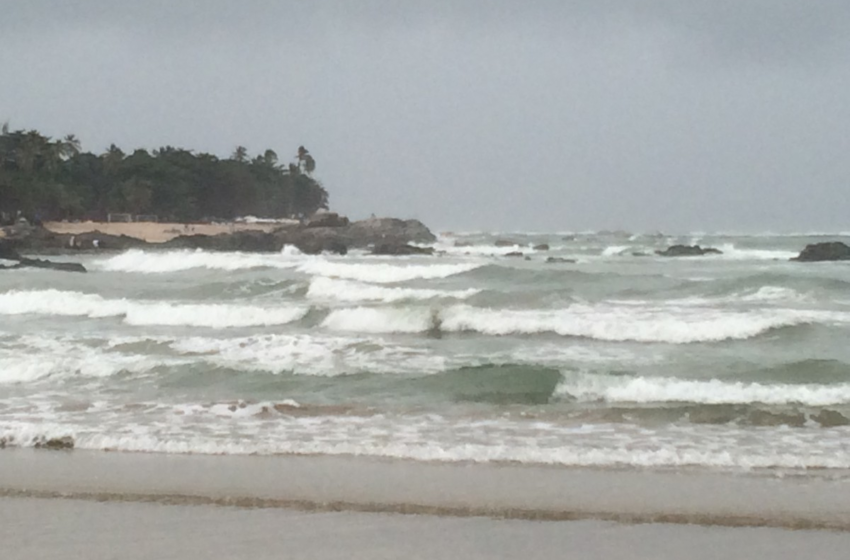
[{"left": 0, "top": 124, "right": 328, "bottom": 222}]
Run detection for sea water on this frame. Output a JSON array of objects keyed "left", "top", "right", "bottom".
[{"left": 1, "top": 231, "right": 850, "bottom": 475}]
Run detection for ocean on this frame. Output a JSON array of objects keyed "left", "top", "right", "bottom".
[{"left": 2, "top": 230, "right": 850, "bottom": 477}]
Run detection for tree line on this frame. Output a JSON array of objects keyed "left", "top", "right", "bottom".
[{"left": 0, "top": 123, "right": 329, "bottom": 223}]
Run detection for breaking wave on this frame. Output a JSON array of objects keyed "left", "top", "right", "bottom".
[
  {"left": 321, "top": 303, "right": 841, "bottom": 343},
  {"left": 96, "top": 249, "right": 302, "bottom": 273},
  {"left": 557, "top": 371, "right": 850, "bottom": 407},
  {"left": 0, "top": 289, "right": 307, "bottom": 328},
  {"left": 306, "top": 277, "right": 479, "bottom": 303},
  {"left": 295, "top": 260, "right": 481, "bottom": 283}
]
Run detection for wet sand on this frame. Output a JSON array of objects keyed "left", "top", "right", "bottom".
[
  {"left": 4, "top": 496, "right": 850, "bottom": 560},
  {"left": 1, "top": 449, "right": 850, "bottom": 530},
  {"left": 41, "top": 220, "right": 297, "bottom": 243}
]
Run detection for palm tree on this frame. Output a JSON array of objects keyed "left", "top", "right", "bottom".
[
  {"left": 232, "top": 146, "right": 248, "bottom": 162},
  {"left": 296, "top": 146, "right": 316, "bottom": 175},
  {"left": 16, "top": 130, "right": 50, "bottom": 173},
  {"left": 59, "top": 134, "right": 81, "bottom": 158},
  {"left": 102, "top": 144, "right": 125, "bottom": 174},
  {"left": 263, "top": 149, "right": 278, "bottom": 167}
]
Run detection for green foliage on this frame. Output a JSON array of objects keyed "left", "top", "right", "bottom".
[{"left": 0, "top": 125, "right": 330, "bottom": 222}]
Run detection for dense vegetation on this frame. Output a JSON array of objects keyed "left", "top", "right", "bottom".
[{"left": 0, "top": 123, "right": 328, "bottom": 222}]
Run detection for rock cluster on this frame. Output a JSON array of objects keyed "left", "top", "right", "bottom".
[
  {"left": 4, "top": 214, "right": 436, "bottom": 257},
  {"left": 655, "top": 245, "right": 722, "bottom": 257},
  {"left": 791, "top": 242, "right": 850, "bottom": 262}
]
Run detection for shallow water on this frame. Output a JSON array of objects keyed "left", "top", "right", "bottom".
[{"left": 2, "top": 231, "right": 850, "bottom": 474}]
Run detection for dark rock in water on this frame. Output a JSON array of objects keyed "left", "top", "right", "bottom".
[
  {"left": 546, "top": 257, "right": 576, "bottom": 264},
  {"left": 0, "top": 239, "right": 86, "bottom": 272},
  {"left": 454, "top": 241, "right": 473, "bottom": 247},
  {"left": 655, "top": 245, "right": 722, "bottom": 257},
  {"left": 2, "top": 225, "right": 146, "bottom": 253},
  {"left": 305, "top": 212, "right": 350, "bottom": 228},
  {"left": 371, "top": 243, "right": 434, "bottom": 256},
  {"left": 163, "top": 231, "right": 280, "bottom": 252},
  {"left": 274, "top": 227, "right": 349, "bottom": 255},
  {"left": 533, "top": 243, "right": 550, "bottom": 251},
  {"left": 0, "top": 240, "right": 22, "bottom": 261},
  {"left": 346, "top": 217, "right": 436, "bottom": 246},
  {"left": 792, "top": 242, "right": 850, "bottom": 262},
  {"left": 504, "top": 251, "right": 524, "bottom": 258},
  {"left": 18, "top": 258, "right": 87, "bottom": 273},
  {"left": 494, "top": 239, "right": 517, "bottom": 247},
  {"left": 631, "top": 252, "right": 650, "bottom": 257},
  {"left": 65, "top": 231, "right": 146, "bottom": 251},
  {"left": 33, "top": 436, "right": 75, "bottom": 450}
]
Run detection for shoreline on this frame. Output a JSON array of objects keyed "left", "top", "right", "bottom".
[
  {"left": 7, "top": 497, "right": 850, "bottom": 560},
  {"left": 2, "top": 449, "right": 850, "bottom": 530},
  {"left": 41, "top": 220, "right": 295, "bottom": 244}
]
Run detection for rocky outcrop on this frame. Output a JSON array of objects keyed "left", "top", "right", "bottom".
[
  {"left": 2, "top": 224, "right": 146, "bottom": 253},
  {"left": 533, "top": 244, "right": 550, "bottom": 251},
  {"left": 0, "top": 240, "right": 86, "bottom": 272},
  {"left": 655, "top": 245, "right": 722, "bottom": 257},
  {"left": 276, "top": 217, "right": 434, "bottom": 255},
  {"left": 371, "top": 243, "right": 434, "bottom": 256},
  {"left": 494, "top": 239, "right": 517, "bottom": 247},
  {"left": 344, "top": 217, "right": 436, "bottom": 246},
  {"left": 304, "top": 212, "right": 350, "bottom": 228},
  {"left": 546, "top": 257, "right": 577, "bottom": 264},
  {"left": 273, "top": 227, "right": 349, "bottom": 255},
  {"left": 791, "top": 242, "right": 850, "bottom": 262},
  {"left": 5, "top": 215, "right": 435, "bottom": 257},
  {"left": 162, "top": 230, "right": 280, "bottom": 252}
]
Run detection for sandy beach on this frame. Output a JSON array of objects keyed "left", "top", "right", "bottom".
[
  {"left": 40, "top": 220, "right": 297, "bottom": 243},
  {"left": 5, "top": 496, "right": 850, "bottom": 560},
  {"left": 2, "top": 450, "right": 850, "bottom": 559},
  {"left": 1, "top": 449, "right": 850, "bottom": 530}
]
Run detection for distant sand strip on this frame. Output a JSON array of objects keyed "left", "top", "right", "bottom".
[
  {"left": 1, "top": 449, "right": 849, "bottom": 530},
  {"left": 42, "top": 220, "right": 297, "bottom": 243}
]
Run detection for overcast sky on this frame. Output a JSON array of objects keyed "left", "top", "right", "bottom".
[{"left": 2, "top": 1, "right": 849, "bottom": 232}]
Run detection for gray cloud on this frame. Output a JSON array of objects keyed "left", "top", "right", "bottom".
[{"left": 3, "top": 1, "right": 850, "bottom": 232}]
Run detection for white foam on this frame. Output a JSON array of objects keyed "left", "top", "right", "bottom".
[
  {"left": 740, "top": 286, "right": 808, "bottom": 303},
  {"left": 306, "top": 277, "right": 478, "bottom": 303},
  {"left": 0, "top": 289, "right": 307, "bottom": 328},
  {"left": 97, "top": 249, "right": 302, "bottom": 273},
  {"left": 557, "top": 371, "right": 850, "bottom": 406},
  {"left": 296, "top": 260, "right": 480, "bottom": 283},
  {"left": 426, "top": 239, "right": 538, "bottom": 257},
  {"left": 0, "top": 335, "right": 183, "bottom": 383},
  {"left": 317, "top": 303, "right": 831, "bottom": 342},
  {"left": 601, "top": 245, "right": 631, "bottom": 257},
  {"left": 438, "top": 304, "right": 838, "bottom": 343},
  {"left": 640, "top": 286, "right": 810, "bottom": 307},
  {"left": 712, "top": 244, "right": 799, "bottom": 261},
  {"left": 0, "top": 289, "right": 127, "bottom": 317},
  {"left": 172, "top": 333, "right": 446, "bottom": 375},
  {"left": 124, "top": 302, "right": 308, "bottom": 328},
  {"left": 321, "top": 307, "right": 433, "bottom": 334},
  {"left": 3, "top": 414, "right": 849, "bottom": 471}
]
